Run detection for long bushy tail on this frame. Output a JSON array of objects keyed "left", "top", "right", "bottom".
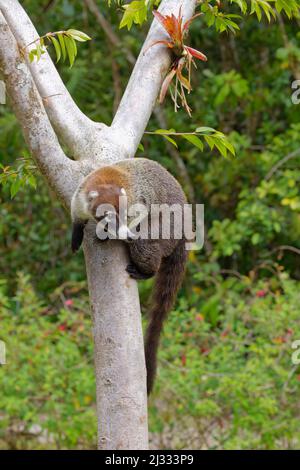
[{"left": 145, "top": 239, "right": 187, "bottom": 395}]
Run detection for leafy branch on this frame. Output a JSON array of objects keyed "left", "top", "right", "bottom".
[
  {"left": 23, "top": 29, "right": 91, "bottom": 67},
  {"left": 0, "top": 157, "right": 37, "bottom": 198},
  {"left": 119, "top": 0, "right": 159, "bottom": 29},
  {"left": 117, "top": 0, "right": 300, "bottom": 32},
  {"left": 144, "top": 127, "right": 236, "bottom": 158},
  {"left": 229, "top": 0, "right": 300, "bottom": 20}
]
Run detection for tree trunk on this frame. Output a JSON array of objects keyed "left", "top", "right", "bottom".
[{"left": 84, "top": 232, "right": 148, "bottom": 449}]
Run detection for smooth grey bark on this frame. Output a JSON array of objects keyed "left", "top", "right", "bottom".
[
  {"left": 84, "top": 229, "right": 147, "bottom": 449},
  {"left": 0, "top": 0, "right": 196, "bottom": 449}
]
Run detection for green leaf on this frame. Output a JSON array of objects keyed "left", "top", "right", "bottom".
[
  {"left": 154, "top": 128, "right": 175, "bottom": 135},
  {"left": 220, "top": 137, "right": 236, "bottom": 156},
  {"left": 230, "top": 0, "right": 247, "bottom": 14},
  {"left": 119, "top": 0, "right": 148, "bottom": 30},
  {"left": 66, "top": 29, "right": 91, "bottom": 42},
  {"left": 204, "top": 135, "right": 216, "bottom": 150},
  {"left": 213, "top": 138, "right": 228, "bottom": 158},
  {"left": 64, "top": 35, "right": 76, "bottom": 67},
  {"left": 70, "top": 37, "right": 78, "bottom": 58},
  {"left": 163, "top": 135, "right": 178, "bottom": 148},
  {"left": 58, "top": 33, "right": 67, "bottom": 62},
  {"left": 196, "top": 126, "right": 216, "bottom": 134},
  {"left": 251, "top": 233, "right": 261, "bottom": 245},
  {"left": 29, "top": 50, "right": 35, "bottom": 63},
  {"left": 27, "top": 175, "right": 37, "bottom": 189},
  {"left": 50, "top": 36, "right": 61, "bottom": 63},
  {"left": 36, "top": 44, "right": 42, "bottom": 61},
  {"left": 10, "top": 179, "right": 22, "bottom": 198},
  {"left": 215, "top": 83, "right": 230, "bottom": 106},
  {"left": 182, "top": 134, "right": 204, "bottom": 151}
]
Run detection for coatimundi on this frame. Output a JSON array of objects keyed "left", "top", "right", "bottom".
[{"left": 71, "top": 158, "right": 187, "bottom": 394}]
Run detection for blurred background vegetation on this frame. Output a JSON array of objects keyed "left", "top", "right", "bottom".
[{"left": 1, "top": 0, "right": 300, "bottom": 449}]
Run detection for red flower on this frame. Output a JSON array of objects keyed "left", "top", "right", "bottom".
[
  {"left": 64, "top": 299, "right": 74, "bottom": 307},
  {"left": 256, "top": 290, "right": 267, "bottom": 298},
  {"left": 58, "top": 324, "right": 67, "bottom": 332}
]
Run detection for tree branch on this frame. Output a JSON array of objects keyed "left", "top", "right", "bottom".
[
  {"left": 0, "top": 11, "right": 80, "bottom": 206},
  {"left": 0, "top": 0, "right": 102, "bottom": 160}
]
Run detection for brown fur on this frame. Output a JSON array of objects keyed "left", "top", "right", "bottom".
[
  {"left": 71, "top": 158, "right": 188, "bottom": 394},
  {"left": 144, "top": 238, "right": 187, "bottom": 394},
  {"left": 85, "top": 166, "right": 129, "bottom": 191},
  {"left": 88, "top": 184, "right": 122, "bottom": 219}
]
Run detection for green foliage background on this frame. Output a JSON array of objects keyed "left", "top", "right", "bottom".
[{"left": 1, "top": 0, "right": 300, "bottom": 449}]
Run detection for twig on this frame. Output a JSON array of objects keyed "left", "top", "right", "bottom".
[
  {"left": 270, "top": 245, "right": 300, "bottom": 257},
  {"left": 265, "top": 148, "right": 300, "bottom": 181},
  {"left": 22, "top": 31, "right": 65, "bottom": 51},
  {"left": 43, "top": 0, "right": 56, "bottom": 12},
  {"left": 219, "top": 269, "right": 243, "bottom": 279}
]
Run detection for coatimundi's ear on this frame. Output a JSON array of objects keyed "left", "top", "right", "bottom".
[
  {"left": 71, "top": 221, "right": 86, "bottom": 253},
  {"left": 88, "top": 190, "right": 99, "bottom": 201}
]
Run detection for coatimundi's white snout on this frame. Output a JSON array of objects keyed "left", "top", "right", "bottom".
[{"left": 95, "top": 209, "right": 137, "bottom": 241}]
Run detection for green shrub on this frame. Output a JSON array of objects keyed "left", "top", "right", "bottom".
[
  {"left": 149, "top": 271, "right": 300, "bottom": 449},
  {"left": 0, "top": 273, "right": 96, "bottom": 449},
  {"left": 1, "top": 271, "right": 300, "bottom": 449}
]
